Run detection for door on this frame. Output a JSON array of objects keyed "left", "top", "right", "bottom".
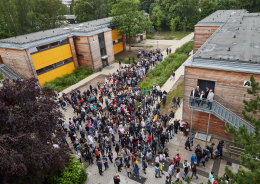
[
  {"left": 102, "top": 58, "right": 108, "bottom": 68},
  {"left": 198, "top": 79, "right": 215, "bottom": 92}
]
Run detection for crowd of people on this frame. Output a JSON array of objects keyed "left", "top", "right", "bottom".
[{"left": 57, "top": 48, "right": 227, "bottom": 184}]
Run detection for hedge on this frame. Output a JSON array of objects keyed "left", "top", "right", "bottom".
[
  {"left": 139, "top": 41, "right": 193, "bottom": 89},
  {"left": 43, "top": 67, "right": 93, "bottom": 92}
]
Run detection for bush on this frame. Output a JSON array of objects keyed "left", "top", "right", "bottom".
[
  {"left": 50, "top": 157, "right": 88, "bottom": 184},
  {"left": 43, "top": 67, "right": 92, "bottom": 92},
  {"left": 139, "top": 41, "right": 193, "bottom": 89},
  {"left": 0, "top": 72, "right": 3, "bottom": 80}
]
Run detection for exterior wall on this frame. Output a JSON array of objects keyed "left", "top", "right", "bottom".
[
  {"left": 31, "top": 44, "right": 72, "bottom": 70},
  {"left": 68, "top": 37, "right": 79, "bottom": 67},
  {"left": 114, "top": 42, "right": 124, "bottom": 54},
  {"left": 88, "top": 35, "right": 102, "bottom": 71},
  {"left": 194, "top": 26, "right": 220, "bottom": 53},
  {"left": 0, "top": 48, "right": 36, "bottom": 79},
  {"left": 112, "top": 29, "right": 123, "bottom": 41},
  {"left": 183, "top": 66, "right": 260, "bottom": 139},
  {"left": 104, "top": 31, "right": 115, "bottom": 65},
  {"left": 73, "top": 36, "right": 93, "bottom": 69},
  {"left": 38, "top": 62, "right": 75, "bottom": 85}
]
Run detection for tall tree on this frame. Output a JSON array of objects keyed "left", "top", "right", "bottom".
[
  {"left": 200, "top": 0, "right": 217, "bottom": 19},
  {"left": 110, "top": 0, "right": 153, "bottom": 51},
  {"left": 225, "top": 75, "right": 260, "bottom": 184},
  {"left": 140, "top": 0, "right": 155, "bottom": 14},
  {"left": 0, "top": 0, "right": 68, "bottom": 37},
  {"left": 151, "top": 4, "right": 166, "bottom": 31},
  {"left": 235, "top": 0, "right": 260, "bottom": 12},
  {"left": 170, "top": 18, "right": 176, "bottom": 33},
  {"left": 74, "top": 0, "right": 116, "bottom": 22},
  {"left": 0, "top": 78, "right": 71, "bottom": 184}
]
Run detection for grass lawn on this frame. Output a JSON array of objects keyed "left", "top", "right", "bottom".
[
  {"left": 147, "top": 31, "right": 192, "bottom": 40},
  {"left": 160, "top": 82, "right": 184, "bottom": 115}
]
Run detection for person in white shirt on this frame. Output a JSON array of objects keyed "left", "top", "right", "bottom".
[
  {"left": 182, "top": 160, "right": 191, "bottom": 180},
  {"left": 168, "top": 163, "right": 175, "bottom": 181},
  {"left": 207, "top": 89, "right": 214, "bottom": 110},
  {"left": 175, "top": 168, "right": 180, "bottom": 182}
]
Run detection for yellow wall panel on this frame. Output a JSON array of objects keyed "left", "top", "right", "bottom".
[
  {"left": 112, "top": 29, "right": 123, "bottom": 41},
  {"left": 38, "top": 62, "right": 76, "bottom": 85},
  {"left": 114, "top": 42, "right": 124, "bottom": 54},
  {"left": 31, "top": 44, "right": 72, "bottom": 70}
]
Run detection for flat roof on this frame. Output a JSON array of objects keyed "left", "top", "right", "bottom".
[
  {"left": 196, "top": 9, "right": 247, "bottom": 26},
  {"left": 194, "top": 14, "right": 260, "bottom": 63},
  {"left": 0, "top": 17, "right": 113, "bottom": 50}
]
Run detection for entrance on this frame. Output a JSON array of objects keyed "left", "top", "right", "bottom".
[
  {"left": 198, "top": 79, "right": 215, "bottom": 92},
  {"left": 102, "top": 58, "right": 108, "bottom": 68}
]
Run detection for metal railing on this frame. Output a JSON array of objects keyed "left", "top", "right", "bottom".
[
  {"left": 214, "top": 95, "right": 244, "bottom": 121},
  {"left": 188, "top": 96, "right": 254, "bottom": 130}
]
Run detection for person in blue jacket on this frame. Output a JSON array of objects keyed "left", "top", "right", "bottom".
[
  {"left": 190, "top": 152, "right": 197, "bottom": 164},
  {"left": 133, "top": 163, "right": 141, "bottom": 179}
]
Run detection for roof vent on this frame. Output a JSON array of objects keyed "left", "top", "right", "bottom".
[
  {"left": 240, "top": 22, "right": 242, "bottom": 24},
  {"left": 228, "top": 48, "right": 231, "bottom": 51},
  {"left": 53, "top": 31, "right": 54, "bottom": 33},
  {"left": 26, "top": 37, "right": 27, "bottom": 39},
  {"left": 63, "top": 27, "right": 69, "bottom": 30},
  {"left": 234, "top": 35, "right": 236, "bottom": 38}
]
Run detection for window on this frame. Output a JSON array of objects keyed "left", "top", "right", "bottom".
[
  {"left": 100, "top": 48, "right": 106, "bottom": 56},
  {"left": 51, "top": 42, "right": 59, "bottom": 46},
  {"left": 77, "top": 54, "right": 84, "bottom": 58},
  {"left": 45, "top": 64, "right": 55, "bottom": 72},
  {"left": 60, "top": 39, "right": 69, "bottom": 45},
  {"left": 39, "top": 45, "right": 49, "bottom": 50},
  {"left": 98, "top": 33, "right": 105, "bottom": 48},
  {"left": 113, "top": 38, "right": 123, "bottom": 45},
  {"left": 73, "top": 36, "right": 80, "bottom": 40},
  {"left": 36, "top": 68, "right": 45, "bottom": 75},
  {"left": 64, "top": 58, "right": 73, "bottom": 64},
  {"left": 55, "top": 61, "right": 64, "bottom": 67}
]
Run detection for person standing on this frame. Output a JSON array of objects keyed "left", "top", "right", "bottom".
[
  {"left": 166, "top": 48, "right": 169, "bottom": 55},
  {"left": 142, "top": 158, "right": 148, "bottom": 174},
  {"left": 126, "top": 163, "right": 132, "bottom": 177},
  {"left": 191, "top": 164, "right": 198, "bottom": 179},
  {"left": 182, "top": 160, "right": 191, "bottom": 180},
  {"left": 169, "top": 48, "right": 172, "bottom": 54},
  {"left": 190, "top": 152, "right": 197, "bottom": 164},
  {"left": 114, "top": 157, "right": 122, "bottom": 172},
  {"left": 103, "top": 155, "right": 109, "bottom": 170},
  {"left": 209, "top": 171, "right": 215, "bottom": 184},
  {"left": 207, "top": 89, "right": 214, "bottom": 110},
  {"left": 175, "top": 168, "right": 181, "bottom": 182},
  {"left": 168, "top": 163, "right": 175, "bottom": 181},
  {"left": 133, "top": 163, "right": 141, "bottom": 179},
  {"left": 171, "top": 72, "right": 175, "bottom": 81},
  {"left": 114, "top": 174, "right": 120, "bottom": 184},
  {"left": 97, "top": 158, "right": 103, "bottom": 176},
  {"left": 209, "top": 143, "right": 215, "bottom": 159},
  {"left": 177, "top": 97, "right": 181, "bottom": 107},
  {"left": 155, "top": 163, "right": 161, "bottom": 178}
]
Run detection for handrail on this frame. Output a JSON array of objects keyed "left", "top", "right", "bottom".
[
  {"left": 188, "top": 96, "right": 254, "bottom": 129},
  {"left": 214, "top": 94, "right": 244, "bottom": 121}
]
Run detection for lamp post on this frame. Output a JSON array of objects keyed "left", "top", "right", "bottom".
[{"left": 157, "top": 40, "right": 158, "bottom": 49}]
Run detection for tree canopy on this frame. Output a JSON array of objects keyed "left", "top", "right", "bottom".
[
  {"left": 0, "top": 78, "right": 71, "bottom": 184},
  {"left": 0, "top": 0, "right": 69, "bottom": 38},
  {"left": 225, "top": 75, "right": 260, "bottom": 184},
  {"left": 110, "top": 0, "right": 153, "bottom": 51},
  {"left": 74, "top": 0, "right": 116, "bottom": 22}
]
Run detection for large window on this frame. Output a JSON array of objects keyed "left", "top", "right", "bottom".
[
  {"left": 36, "top": 57, "right": 73, "bottom": 75},
  {"left": 98, "top": 33, "right": 105, "bottom": 48},
  {"left": 100, "top": 48, "right": 106, "bottom": 56}
]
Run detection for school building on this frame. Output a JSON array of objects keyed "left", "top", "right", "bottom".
[
  {"left": 183, "top": 10, "right": 260, "bottom": 140},
  {"left": 0, "top": 17, "right": 125, "bottom": 85}
]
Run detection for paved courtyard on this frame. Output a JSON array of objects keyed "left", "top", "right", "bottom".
[{"left": 60, "top": 33, "right": 243, "bottom": 184}]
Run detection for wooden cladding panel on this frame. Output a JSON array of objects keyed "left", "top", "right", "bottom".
[
  {"left": 194, "top": 26, "right": 220, "bottom": 53},
  {"left": 104, "top": 31, "right": 115, "bottom": 64},
  {"left": 89, "top": 35, "right": 102, "bottom": 71}
]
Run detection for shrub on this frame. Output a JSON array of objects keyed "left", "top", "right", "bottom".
[
  {"left": 50, "top": 157, "right": 88, "bottom": 184},
  {"left": 0, "top": 72, "right": 3, "bottom": 80},
  {"left": 43, "top": 67, "right": 92, "bottom": 92},
  {"left": 139, "top": 41, "right": 193, "bottom": 90}
]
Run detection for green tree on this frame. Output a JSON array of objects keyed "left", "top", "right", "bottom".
[
  {"left": 225, "top": 75, "right": 260, "bottom": 184},
  {"left": 215, "top": 0, "right": 237, "bottom": 10},
  {"left": 74, "top": 0, "right": 116, "bottom": 22},
  {"left": 0, "top": 0, "right": 68, "bottom": 37},
  {"left": 110, "top": 0, "right": 153, "bottom": 51},
  {"left": 200, "top": 0, "right": 217, "bottom": 19},
  {"left": 235, "top": 0, "right": 260, "bottom": 12},
  {"left": 140, "top": 0, "right": 155, "bottom": 14},
  {"left": 170, "top": 18, "right": 176, "bottom": 33}
]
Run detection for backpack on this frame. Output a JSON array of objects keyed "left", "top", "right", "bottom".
[{"left": 155, "top": 167, "right": 160, "bottom": 173}]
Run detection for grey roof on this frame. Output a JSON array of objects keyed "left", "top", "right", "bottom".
[
  {"left": 0, "top": 17, "right": 113, "bottom": 50},
  {"left": 196, "top": 9, "right": 247, "bottom": 26},
  {"left": 0, "top": 64, "right": 22, "bottom": 80},
  {"left": 194, "top": 15, "right": 260, "bottom": 63}
]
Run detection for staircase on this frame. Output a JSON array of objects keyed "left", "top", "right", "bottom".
[{"left": 189, "top": 96, "right": 255, "bottom": 132}]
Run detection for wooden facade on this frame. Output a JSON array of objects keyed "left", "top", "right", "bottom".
[
  {"left": 183, "top": 67, "right": 260, "bottom": 139},
  {"left": 194, "top": 26, "right": 220, "bottom": 53}
]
